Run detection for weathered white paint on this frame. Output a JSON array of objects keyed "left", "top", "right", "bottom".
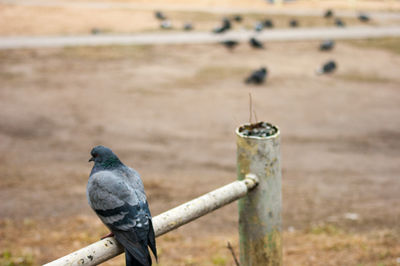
[{"left": 44, "top": 175, "right": 258, "bottom": 266}]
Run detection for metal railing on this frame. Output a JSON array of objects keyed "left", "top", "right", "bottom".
[{"left": 44, "top": 124, "right": 282, "bottom": 266}]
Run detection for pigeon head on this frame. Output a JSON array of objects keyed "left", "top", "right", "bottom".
[{"left": 89, "top": 145, "right": 122, "bottom": 169}]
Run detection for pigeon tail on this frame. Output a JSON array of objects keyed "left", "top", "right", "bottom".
[
  {"left": 126, "top": 249, "right": 151, "bottom": 266},
  {"left": 114, "top": 230, "right": 151, "bottom": 266},
  {"left": 147, "top": 219, "right": 158, "bottom": 262}
]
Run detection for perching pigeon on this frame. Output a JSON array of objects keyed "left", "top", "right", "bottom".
[
  {"left": 358, "top": 13, "right": 370, "bottom": 22},
  {"left": 319, "top": 40, "right": 335, "bottom": 51},
  {"left": 316, "top": 60, "right": 337, "bottom": 74},
  {"left": 324, "top": 9, "right": 334, "bottom": 18},
  {"left": 155, "top": 11, "right": 166, "bottom": 20},
  {"left": 289, "top": 19, "right": 299, "bottom": 28},
  {"left": 87, "top": 146, "right": 157, "bottom": 266},
  {"left": 221, "top": 40, "right": 239, "bottom": 50},
  {"left": 335, "top": 18, "right": 345, "bottom": 27},
  {"left": 245, "top": 67, "right": 268, "bottom": 84},
  {"left": 249, "top": 37, "right": 264, "bottom": 49}
]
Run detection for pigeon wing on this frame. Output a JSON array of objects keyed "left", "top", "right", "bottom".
[{"left": 87, "top": 170, "right": 152, "bottom": 265}]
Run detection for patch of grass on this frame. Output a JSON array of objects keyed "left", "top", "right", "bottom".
[
  {"left": 0, "top": 250, "right": 35, "bottom": 266},
  {"left": 308, "top": 223, "right": 343, "bottom": 235},
  {"left": 338, "top": 71, "right": 390, "bottom": 83},
  {"left": 346, "top": 37, "right": 400, "bottom": 55},
  {"left": 211, "top": 255, "right": 227, "bottom": 266},
  {"left": 284, "top": 229, "right": 400, "bottom": 266}
]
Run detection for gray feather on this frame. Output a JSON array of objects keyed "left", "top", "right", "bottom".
[{"left": 86, "top": 145, "right": 157, "bottom": 266}]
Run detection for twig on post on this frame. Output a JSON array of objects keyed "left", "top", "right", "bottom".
[
  {"left": 227, "top": 241, "right": 240, "bottom": 266},
  {"left": 253, "top": 110, "right": 258, "bottom": 123},
  {"left": 248, "top": 92, "right": 253, "bottom": 124}
]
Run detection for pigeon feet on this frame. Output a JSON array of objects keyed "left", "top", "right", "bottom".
[{"left": 101, "top": 232, "right": 114, "bottom": 240}]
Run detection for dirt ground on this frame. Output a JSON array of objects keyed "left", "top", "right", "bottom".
[
  {"left": 0, "top": 37, "right": 399, "bottom": 265},
  {"left": 1, "top": 0, "right": 400, "bottom": 36},
  {"left": 1, "top": 1, "right": 400, "bottom": 265}
]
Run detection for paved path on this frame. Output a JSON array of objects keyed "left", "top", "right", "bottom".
[{"left": 1, "top": 26, "right": 400, "bottom": 50}]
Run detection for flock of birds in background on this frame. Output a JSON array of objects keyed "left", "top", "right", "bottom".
[
  {"left": 93, "top": 9, "right": 371, "bottom": 86},
  {"left": 151, "top": 9, "right": 371, "bottom": 85}
]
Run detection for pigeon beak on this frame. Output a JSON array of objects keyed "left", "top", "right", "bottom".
[{"left": 89, "top": 157, "right": 94, "bottom": 162}]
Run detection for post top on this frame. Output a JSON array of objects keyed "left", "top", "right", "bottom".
[{"left": 236, "top": 122, "right": 280, "bottom": 140}]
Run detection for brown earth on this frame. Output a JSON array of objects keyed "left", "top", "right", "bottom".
[
  {"left": 0, "top": 38, "right": 399, "bottom": 265},
  {"left": 1, "top": 1, "right": 400, "bottom": 263},
  {"left": 1, "top": 0, "right": 399, "bottom": 36}
]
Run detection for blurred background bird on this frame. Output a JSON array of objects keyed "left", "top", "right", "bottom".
[
  {"left": 249, "top": 37, "right": 264, "bottom": 49},
  {"left": 335, "top": 18, "right": 345, "bottom": 27},
  {"left": 264, "top": 19, "right": 274, "bottom": 28},
  {"left": 324, "top": 9, "right": 334, "bottom": 18},
  {"left": 319, "top": 40, "right": 335, "bottom": 51},
  {"left": 316, "top": 60, "right": 337, "bottom": 74},
  {"left": 289, "top": 19, "right": 299, "bottom": 28},
  {"left": 220, "top": 40, "right": 239, "bottom": 50},
  {"left": 155, "top": 11, "right": 166, "bottom": 21},
  {"left": 358, "top": 13, "right": 371, "bottom": 22},
  {"left": 245, "top": 67, "right": 268, "bottom": 84}
]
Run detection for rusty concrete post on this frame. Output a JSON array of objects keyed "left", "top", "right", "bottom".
[{"left": 236, "top": 122, "right": 282, "bottom": 266}]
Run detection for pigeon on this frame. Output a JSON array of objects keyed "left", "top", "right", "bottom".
[
  {"left": 335, "top": 18, "right": 345, "bottom": 27},
  {"left": 183, "top": 22, "right": 193, "bottom": 31},
  {"left": 213, "top": 26, "right": 226, "bottom": 34},
  {"left": 319, "top": 40, "right": 335, "bottom": 51},
  {"left": 264, "top": 19, "right": 274, "bottom": 28},
  {"left": 358, "top": 13, "right": 370, "bottom": 22},
  {"left": 249, "top": 37, "right": 264, "bottom": 49},
  {"left": 324, "top": 9, "right": 334, "bottom": 18},
  {"left": 254, "top": 21, "right": 264, "bottom": 32},
  {"left": 222, "top": 18, "right": 231, "bottom": 30},
  {"left": 245, "top": 67, "right": 268, "bottom": 84},
  {"left": 316, "top": 60, "right": 337, "bottom": 74},
  {"left": 233, "top": 15, "right": 243, "bottom": 22},
  {"left": 91, "top": 28, "right": 101, "bottom": 35},
  {"left": 221, "top": 40, "right": 239, "bottom": 50},
  {"left": 87, "top": 146, "right": 157, "bottom": 266},
  {"left": 213, "top": 18, "right": 231, "bottom": 33},
  {"left": 155, "top": 11, "right": 166, "bottom": 20},
  {"left": 160, "top": 20, "right": 172, "bottom": 29},
  {"left": 289, "top": 19, "right": 299, "bottom": 28}
]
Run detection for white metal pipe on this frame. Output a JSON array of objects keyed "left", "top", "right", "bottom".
[
  {"left": 44, "top": 175, "right": 258, "bottom": 266},
  {"left": 236, "top": 124, "right": 282, "bottom": 266}
]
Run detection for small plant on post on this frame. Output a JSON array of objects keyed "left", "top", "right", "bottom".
[{"left": 236, "top": 121, "right": 282, "bottom": 266}]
